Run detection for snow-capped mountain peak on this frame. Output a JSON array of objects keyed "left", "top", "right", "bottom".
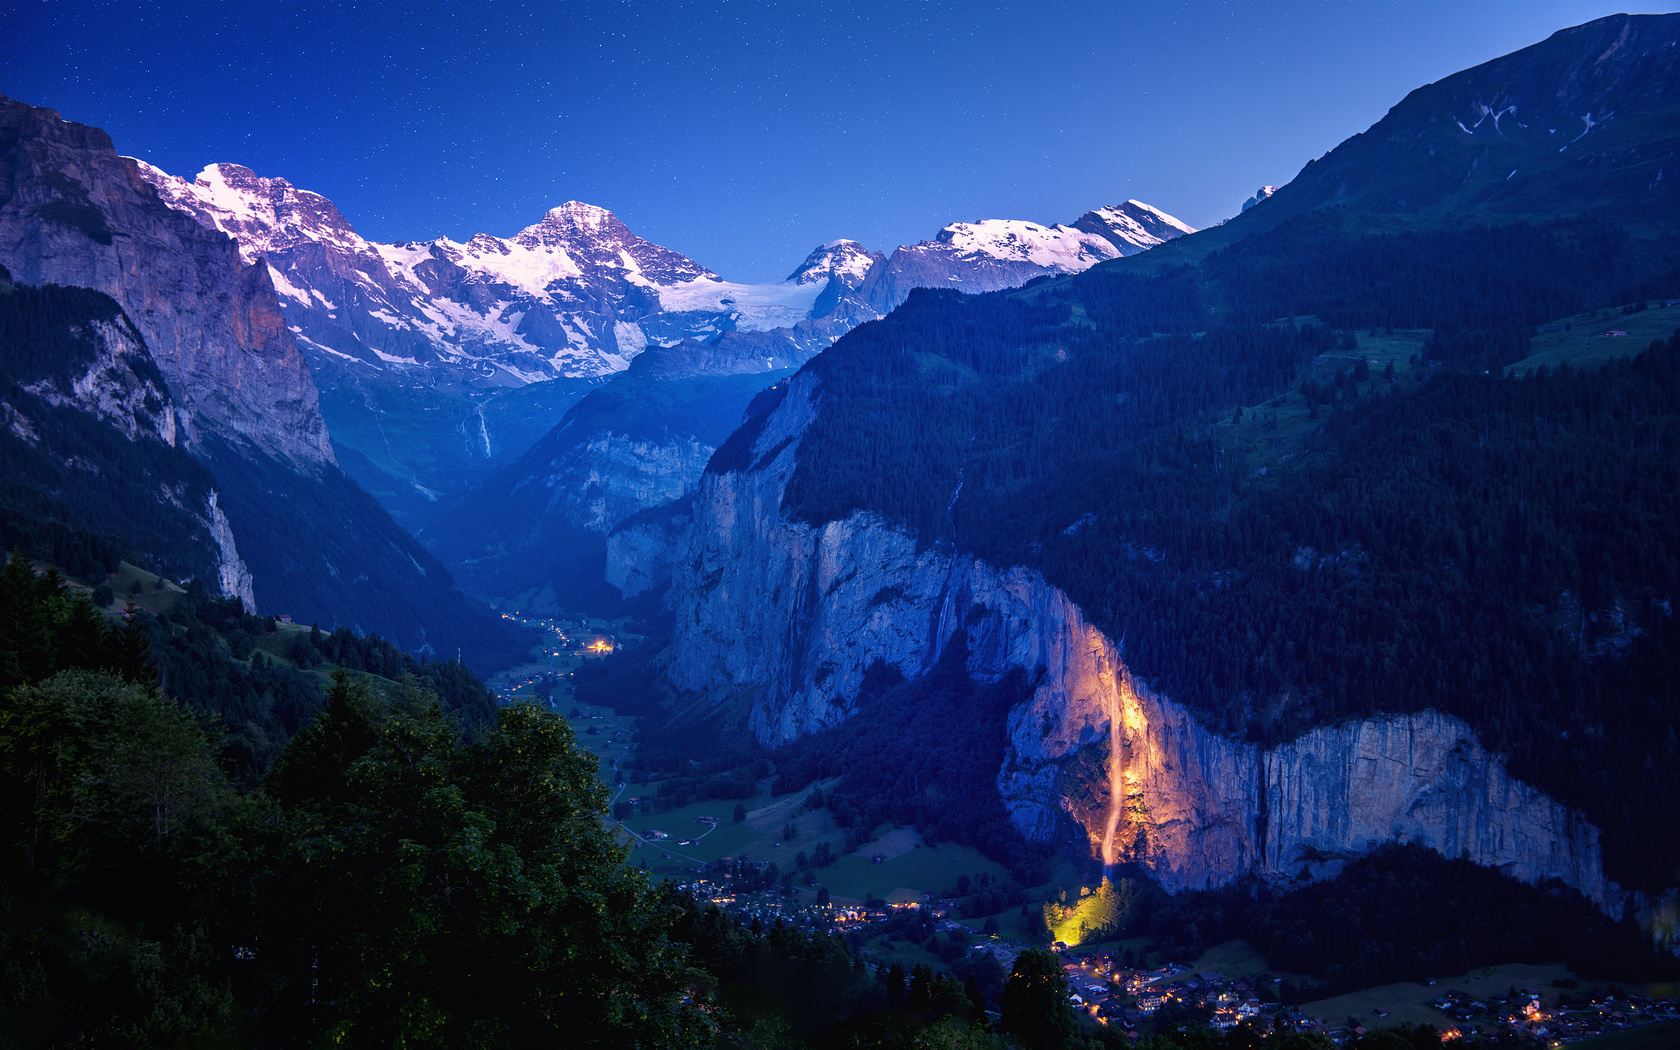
[
  {"left": 786, "top": 239, "right": 880, "bottom": 287},
  {"left": 512, "top": 201, "right": 620, "bottom": 247},
  {"left": 507, "top": 201, "right": 717, "bottom": 285},
  {"left": 932, "top": 218, "right": 1122, "bottom": 270},
  {"left": 1070, "top": 201, "right": 1198, "bottom": 255},
  {"left": 832, "top": 198, "right": 1195, "bottom": 325},
  {"left": 136, "top": 160, "right": 364, "bottom": 265}
]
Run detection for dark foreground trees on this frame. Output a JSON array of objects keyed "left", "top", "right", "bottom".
[
  {"left": 1001, "top": 949, "right": 1076, "bottom": 1050},
  {"left": 1, "top": 665, "right": 703, "bottom": 1047}
]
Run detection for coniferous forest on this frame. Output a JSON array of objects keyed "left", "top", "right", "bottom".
[{"left": 776, "top": 213, "right": 1680, "bottom": 892}]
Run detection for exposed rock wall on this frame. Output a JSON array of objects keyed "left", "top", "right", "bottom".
[
  {"left": 666, "top": 372, "right": 1618, "bottom": 911},
  {"left": 205, "top": 490, "right": 257, "bottom": 610},
  {"left": 0, "top": 285, "right": 255, "bottom": 601},
  {"left": 540, "top": 433, "right": 713, "bottom": 534},
  {"left": 605, "top": 497, "right": 693, "bottom": 599},
  {"left": 0, "top": 97, "right": 520, "bottom": 660},
  {"left": 19, "top": 316, "right": 178, "bottom": 446},
  {"left": 0, "top": 96, "right": 333, "bottom": 467}
]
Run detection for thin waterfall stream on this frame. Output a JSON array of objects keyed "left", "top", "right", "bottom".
[{"left": 1099, "top": 685, "right": 1125, "bottom": 876}]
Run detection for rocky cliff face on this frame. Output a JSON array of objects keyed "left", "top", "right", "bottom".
[
  {"left": 0, "top": 98, "right": 333, "bottom": 467},
  {"left": 664, "top": 372, "right": 1619, "bottom": 911},
  {"left": 0, "top": 97, "right": 522, "bottom": 662},
  {"left": 203, "top": 489, "right": 257, "bottom": 610},
  {"left": 604, "top": 496, "right": 693, "bottom": 599},
  {"left": 0, "top": 277, "right": 255, "bottom": 604},
  {"left": 16, "top": 314, "right": 178, "bottom": 447}
]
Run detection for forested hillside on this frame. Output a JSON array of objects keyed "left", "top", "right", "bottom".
[
  {"left": 0, "top": 555, "right": 1077, "bottom": 1048},
  {"left": 773, "top": 209, "right": 1680, "bottom": 890}
]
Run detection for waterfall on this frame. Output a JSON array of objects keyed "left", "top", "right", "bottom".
[
  {"left": 473, "top": 403, "right": 492, "bottom": 458},
  {"left": 1099, "top": 675, "right": 1125, "bottom": 875}
]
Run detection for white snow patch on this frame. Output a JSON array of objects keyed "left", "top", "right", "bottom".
[
  {"left": 267, "top": 264, "right": 312, "bottom": 304},
  {"left": 654, "top": 277, "right": 826, "bottom": 331},
  {"left": 936, "top": 218, "right": 1119, "bottom": 270}
]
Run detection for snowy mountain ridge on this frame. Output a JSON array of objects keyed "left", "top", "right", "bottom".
[
  {"left": 136, "top": 162, "right": 781, "bottom": 382},
  {"left": 932, "top": 218, "right": 1122, "bottom": 270},
  {"left": 134, "top": 158, "right": 1192, "bottom": 522},
  {"left": 835, "top": 198, "right": 1196, "bottom": 324},
  {"left": 137, "top": 160, "right": 1194, "bottom": 385}
]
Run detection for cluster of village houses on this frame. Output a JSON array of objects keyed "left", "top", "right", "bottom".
[
  {"left": 660, "top": 865, "right": 1680, "bottom": 1046},
  {"left": 1426, "top": 986, "right": 1680, "bottom": 1045}
]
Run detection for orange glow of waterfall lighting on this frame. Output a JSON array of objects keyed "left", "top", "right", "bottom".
[{"left": 1097, "top": 669, "right": 1150, "bottom": 875}]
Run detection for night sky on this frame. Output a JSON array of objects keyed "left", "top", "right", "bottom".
[{"left": 1, "top": 1, "right": 1650, "bottom": 281}]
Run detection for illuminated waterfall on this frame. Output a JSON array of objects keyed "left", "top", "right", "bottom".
[{"left": 1098, "top": 670, "right": 1125, "bottom": 875}]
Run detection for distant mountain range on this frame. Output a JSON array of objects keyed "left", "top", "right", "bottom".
[
  {"left": 0, "top": 83, "right": 1198, "bottom": 655},
  {"left": 134, "top": 160, "right": 1193, "bottom": 525},
  {"left": 124, "top": 157, "right": 1195, "bottom": 611}
]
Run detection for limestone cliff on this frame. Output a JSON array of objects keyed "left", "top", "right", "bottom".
[
  {"left": 605, "top": 496, "right": 692, "bottom": 599},
  {"left": 665, "top": 372, "right": 1620, "bottom": 912},
  {"left": 16, "top": 314, "right": 178, "bottom": 448},
  {"left": 0, "top": 96, "right": 333, "bottom": 467},
  {"left": 0, "top": 279, "right": 254, "bottom": 603},
  {"left": 0, "top": 97, "right": 521, "bottom": 661}
]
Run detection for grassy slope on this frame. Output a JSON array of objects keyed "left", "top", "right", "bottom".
[
  {"left": 1299, "top": 961, "right": 1573, "bottom": 1031},
  {"left": 1571, "top": 1021, "right": 1680, "bottom": 1050},
  {"left": 1509, "top": 299, "right": 1680, "bottom": 375}
]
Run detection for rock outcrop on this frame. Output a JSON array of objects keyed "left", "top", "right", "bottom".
[
  {"left": 16, "top": 313, "right": 179, "bottom": 447},
  {"left": 664, "top": 371, "right": 1619, "bottom": 912},
  {"left": 0, "top": 97, "right": 333, "bottom": 467},
  {"left": 0, "top": 275, "right": 254, "bottom": 602},
  {"left": 605, "top": 495, "right": 693, "bottom": 600},
  {"left": 204, "top": 489, "right": 257, "bottom": 610}
]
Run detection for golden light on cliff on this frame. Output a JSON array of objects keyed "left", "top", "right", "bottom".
[{"left": 1089, "top": 656, "right": 1152, "bottom": 874}]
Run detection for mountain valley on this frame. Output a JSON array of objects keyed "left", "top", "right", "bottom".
[
  {"left": 2, "top": 8, "right": 1680, "bottom": 1047},
  {"left": 598, "top": 8, "right": 1680, "bottom": 951}
]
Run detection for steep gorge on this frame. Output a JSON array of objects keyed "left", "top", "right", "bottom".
[{"left": 653, "top": 372, "right": 1620, "bottom": 912}]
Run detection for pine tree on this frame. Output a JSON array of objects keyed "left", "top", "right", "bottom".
[{"left": 112, "top": 604, "right": 158, "bottom": 691}]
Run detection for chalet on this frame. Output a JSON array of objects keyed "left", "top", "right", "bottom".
[{"left": 1136, "top": 990, "right": 1170, "bottom": 1014}]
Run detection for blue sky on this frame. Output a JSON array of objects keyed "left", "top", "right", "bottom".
[{"left": 2, "top": 1, "right": 1659, "bottom": 281}]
